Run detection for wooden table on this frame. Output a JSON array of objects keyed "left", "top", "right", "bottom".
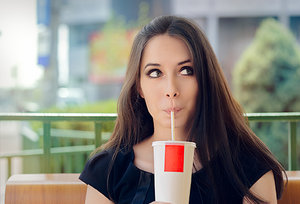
[
  {"left": 5, "top": 174, "right": 87, "bottom": 204},
  {"left": 4, "top": 171, "right": 300, "bottom": 203}
]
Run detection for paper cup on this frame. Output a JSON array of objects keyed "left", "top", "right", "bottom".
[{"left": 152, "top": 141, "right": 196, "bottom": 204}]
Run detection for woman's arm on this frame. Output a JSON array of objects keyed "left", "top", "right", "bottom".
[
  {"left": 243, "top": 170, "right": 277, "bottom": 203},
  {"left": 85, "top": 185, "right": 114, "bottom": 204}
]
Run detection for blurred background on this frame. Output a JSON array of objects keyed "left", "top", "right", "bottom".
[
  {"left": 1, "top": 0, "right": 300, "bottom": 112},
  {"left": 1, "top": 0, "right": 300, "bottom": 203}
]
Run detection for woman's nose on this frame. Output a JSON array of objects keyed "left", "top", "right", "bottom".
[
  {"left": 165, "top": 78, "right": 179, "bottom": 98},
  {"left": 166, "top": 92, "right": 178, "bottom": 98}
]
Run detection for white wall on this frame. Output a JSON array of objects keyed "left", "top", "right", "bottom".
[{"left": 0, "top": 0, "right": 42, "bottom": 89}]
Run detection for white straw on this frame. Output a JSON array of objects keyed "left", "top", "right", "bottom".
[{"left": 171, "top": 111, "right": 175, "bottom": 141}]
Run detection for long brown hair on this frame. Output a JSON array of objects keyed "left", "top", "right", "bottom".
[{"left": 97, "top": 15, "right": 285, "bottom": 203}]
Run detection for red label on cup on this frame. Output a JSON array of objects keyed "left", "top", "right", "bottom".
[{"left": 164, "top": 144, "right": 184, "bottom": 172}]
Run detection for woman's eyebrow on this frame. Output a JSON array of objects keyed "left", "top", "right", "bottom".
[
  {"left": 144, "top": 59, "right": 191, "bottom": 70},
  {"left": 178, "top": 59, "right": 191, "bottom": 65},
  {"left": 144, "top": 63, "right": 160, "bottom": 70}
]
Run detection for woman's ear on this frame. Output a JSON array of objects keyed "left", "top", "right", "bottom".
[
  {"left": 137, "top": 84, "right": 144, "bottom": 98},
  {"left": 138, "top": 89, "right": 144, "bottom": 98}
]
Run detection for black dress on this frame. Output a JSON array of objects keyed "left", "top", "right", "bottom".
[{"left": 79, "top": 147, "right": 271, "bottom": 204}]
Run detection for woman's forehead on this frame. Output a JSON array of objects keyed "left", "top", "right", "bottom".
[{"left": 141, "top": 34, "right": 192, "bottom": 66}]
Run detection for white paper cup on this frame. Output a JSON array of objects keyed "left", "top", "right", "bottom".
[{"left": 152, "top": 141, "right": 196, "bottom": 204}]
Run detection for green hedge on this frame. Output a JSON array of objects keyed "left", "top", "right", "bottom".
[{"left": 31, "top": 100, "right": 117, "bottom": 132}]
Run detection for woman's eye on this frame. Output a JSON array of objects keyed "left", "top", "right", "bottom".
[
  {"left": 180, "top": 66, "right": 194, "bottom": 76},
  {"left": 147, "top": 69, "right": 162, "bottom": 78}
]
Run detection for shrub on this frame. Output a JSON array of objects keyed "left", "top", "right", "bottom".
[{"left": 233, "top": 18, "right": 300, "bottom": 168}]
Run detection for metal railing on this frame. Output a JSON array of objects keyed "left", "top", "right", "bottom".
[
  {"left": 246, "top": 112, "right": 300, "bottom": 171},
  {"left": 0, "top": 113, "right": 117, "bottom": 177},
  {"left": 0, "top": 112, "right": 299, "bottom": 178}
]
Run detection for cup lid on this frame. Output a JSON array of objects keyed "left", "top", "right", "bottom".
[{"left": 152, "top": 140, "right": 196, "bottom": 147}]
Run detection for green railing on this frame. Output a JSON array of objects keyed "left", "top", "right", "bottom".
[
  {"left": 0, "top": 112, "right": 299, "bottom": 178},
  {"left": 0, "top": 113, "right": 117, "bottom": 178},
  {"left": 246, "top": 112, "right": 300, "bottom": 171}
]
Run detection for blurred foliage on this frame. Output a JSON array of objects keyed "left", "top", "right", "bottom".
[
  {"left": 89, "top": 2, "right": 150, "bottom": 79},
  {"left": 233, "top": 18, "right": 300, "bottom": 112},
  {"left": 233, "top": 18, "right": 300, "bottom": 168},
  {"left": 31, "top": 100, "right": 117, "bottom": 132},
  {"left": 89, "top": 17, "right": 137, "bottom": 76}
]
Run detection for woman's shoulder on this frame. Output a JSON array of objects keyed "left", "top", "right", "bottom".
[
  {"left": 237, "top": 145, "right": 272, "bottom": 188},
  {"left": 82, "top": 148, "right": 115, "bottom": 172},
  {"left": 81, "top": 147, "right": 134, "bottom": 176},
  {"left": 79, "top": 148, "right": 115, "bottom": 187},
  {"left": 79, "top": 146, "right": 134, "bottom": 198}
]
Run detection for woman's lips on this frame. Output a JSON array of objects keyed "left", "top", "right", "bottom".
[{"left": 164, "top": 107, "right": 182, "bottom": 114}]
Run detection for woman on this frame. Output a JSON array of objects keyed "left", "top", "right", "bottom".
[{"left": 80, "top": 15, "right": 285, "bottom": 204}]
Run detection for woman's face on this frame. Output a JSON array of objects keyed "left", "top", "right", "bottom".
[{"left": 139, "top": 34, "right": 198, "bottom": 130}]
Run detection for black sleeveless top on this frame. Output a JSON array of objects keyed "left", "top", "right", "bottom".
[{"left": 79, "top": 147, "right": 271, "bottom": 204}]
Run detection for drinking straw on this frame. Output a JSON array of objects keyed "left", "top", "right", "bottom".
[{"left": 171, "top": 111, "right": 175, "bottom": 141}]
